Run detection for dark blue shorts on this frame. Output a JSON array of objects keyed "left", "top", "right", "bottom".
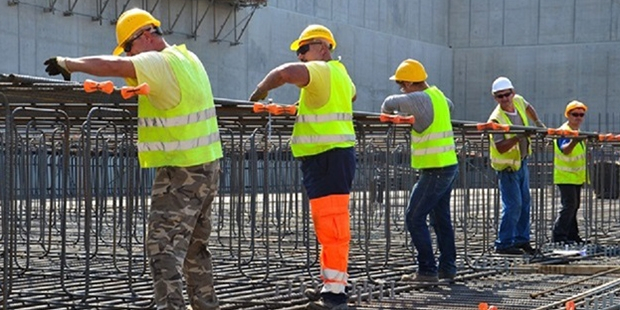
[{"left": 299, "top": 147, "right": 356, "bottom": 199}]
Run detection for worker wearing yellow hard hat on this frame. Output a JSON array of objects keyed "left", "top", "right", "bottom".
[
  {"left": 250, "top": 24, "right": 356, "bottom": 310},
  {"left": 382, "top": 58, "right": 459, "bottom": 283},
  {"left": 389, "top": 58, "right": 428, "bottom": 82},
  {"left": 289, "top": 24, "right": 337, "bottom": 51},
  {"left": 552, "top": 100, "right": 588, "bottom": 244},
  {"left": 44, "top": 7, "right": 222, "bottom": 310},
  {"left": 112, "top": 8, "right": 162, "bottom": 56}
]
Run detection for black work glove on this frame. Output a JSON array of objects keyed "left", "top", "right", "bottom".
[{"left": 44, "top": 57, "right": 71, "bottom": 81}]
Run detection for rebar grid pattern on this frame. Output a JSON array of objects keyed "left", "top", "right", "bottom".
[{"left": 1, "top": 82, "right": 620, "bottom": 309}]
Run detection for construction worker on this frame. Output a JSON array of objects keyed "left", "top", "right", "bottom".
[
  {"left": 488, "top": 76, "right": 545, "bottom": 255},
  {"left": 381, "top": 59, "right": 459, "bottom": 283},
  {"left": 249, "top": 24, "right": 356, "bottom": 310},
  {"left": 552, "top": 100, "right": 588, "bottom": 244},
  {"left": 44, "top": 8, "right": 223, "bottom": 310}
]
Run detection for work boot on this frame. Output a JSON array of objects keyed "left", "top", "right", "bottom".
[
  {"left": 305, "top": 292, "right": 348, "bottom": 310},
  {"left": 515, "top": 243, "right": 536, "bottom": 255},
  {"left": 187, "top": 295, "right": 220, "bottom": 310},
  {"left": 187, "top": 302, "right": 219, "bottom": 310},
  {"left": 306, "top": 299, "right": 348, "bottom": 310},
  {"left": 401, "top": 273, "right": 439, "bottom": 283},
  {"left": 304, "top": 288, "right": 321, "bottom": 302},
  {"left": 495, "top": 246, "right": 523, "bottom": 255},
  {"left": 438, "top": 272, "right": 456, "bottom": 283}
]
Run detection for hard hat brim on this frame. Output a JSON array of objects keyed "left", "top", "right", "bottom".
[
  {"left": 389, "top": 75, "right": 397, "bottom": 80},
  {"left": 113, "top": 19, "right": 162, "bottom": 56},
  {"left": 290, "top": 39, "right": 302, "bottom": 51},
  {"left": 113, "top": 46, "right": 124, "bottom": 56}
]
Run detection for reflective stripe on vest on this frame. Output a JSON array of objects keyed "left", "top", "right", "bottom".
[
  {"left": 410, "top": 86, "right": 458, "bottom": 169},
  {"left": 296, "top": 113, "right": 353, "bottom": 123},
  {"left": 555, "top": 165, "right": 585, "bottom": 173},
  {"left": 488, "top": 95, "right": 530, "bottom": 171},
  {"left": 555, "top": 153, "right": 586, "bottom": 163},
  {"left": 291, "top": 134, "right": 356, "bottom": 145},
  {"left": 138, "top": 132, "right": 221, "bottom": 152},
  {"left": 411, "top": 131, "right": 454, "bottom": 144},
  {"left": 412, "top": 144, "right": 456, "bottom": 156},
  {"left": 138, "top": 107, "right": 217, "bottom": 128},
  {"left": 291, "top": 60, "right": 356, "bottom": 157},
  {"left": 137, "top": 44, "right": 222, "bottom": 168},
  {"left": 553, "top": 122, "right": 586, "bottom": 184}
]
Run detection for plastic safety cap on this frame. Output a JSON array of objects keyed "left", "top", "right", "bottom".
[
  {"left": 565, "top": 100, "right": 588, "bottom": 117},
  {"left": 290, "top": 24, "right": 337, "bottom": 51},
  {"left": 389, "top": 59, "right": 427, "bottom": 82},
  {"left": 491, "top": 77, "right": 514, "bottom": 93},
  {"left": 113, "top": 8, "right": 161, "bottom": 55}
]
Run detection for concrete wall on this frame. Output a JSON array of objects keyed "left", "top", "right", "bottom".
[
  {"left": 254, "top": 0, "right": 453, "bottom": 113},
  {"left": 450, "top": 0, "right": 620, "bottom": 128},
  {"left": 0, "top": 0, "right": 452, "bottom": 114},
  {"left": 1, "top": 0, "right": 619, "bottom": 129}
]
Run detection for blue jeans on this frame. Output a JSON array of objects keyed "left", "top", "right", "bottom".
[
  {"left": 495, "top": 159, "right": 531, "bottom": 249},
  {"left": 405, "top": 164, "right": 458, "bottom": 276}
]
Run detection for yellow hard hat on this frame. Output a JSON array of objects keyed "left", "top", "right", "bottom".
[
  {"left": 290, "top": 24, "right": 337, "bottom": 51},
  {"left": 113, "top": 8, "right": 161, "bottom": 55},
  {"left": 565, "top": 100, "right": 588, "bottom": 117},
  {"left": 389, "top": 59, "right": 428, "bottom": 82}
]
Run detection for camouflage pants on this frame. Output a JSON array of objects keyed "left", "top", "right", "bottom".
[{"left": 147, "top": 160, "right": 220, "bottom": 310}]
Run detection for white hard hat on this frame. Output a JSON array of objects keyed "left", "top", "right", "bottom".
[{"left": 491, "top": 76, "right": 514, "bottom": 93}]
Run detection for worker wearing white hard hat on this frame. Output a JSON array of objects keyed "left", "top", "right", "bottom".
[{"left": 487, "top": 76, "right": 545, "bottom": 256}]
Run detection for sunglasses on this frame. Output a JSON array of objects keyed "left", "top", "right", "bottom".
[
  {"left": 123, "top": 28, "right": 153, "bottom": 53},
  {"left": 494, "top": 91, "right": 512, "bottom": 99},
  {"left": 296, "top": 42, "right": 323, "bottom": 56},
  {"left": 570, "top": 113, "right": 585, "bottom": 117}
]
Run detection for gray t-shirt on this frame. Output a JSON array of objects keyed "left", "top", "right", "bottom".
[{"left": 381, "top": 90, "right": 454, "bottom": 133}]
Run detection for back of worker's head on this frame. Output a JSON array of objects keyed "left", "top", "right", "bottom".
[{"left": 389, "top": 59, "right": 428, "bottom": 82}]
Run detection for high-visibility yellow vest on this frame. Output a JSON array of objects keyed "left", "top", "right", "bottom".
[
  {"left": 137, "top": 45, "right": 222, "bottom": 168},
  {"left": 488, "top": 95, "right": 531, "bottom": 171},
  {"left": 410, "top": 86, "right": 457, "bottom": 169},
  {"left": 553, "top": 122, "right": 586, "bottom": 185},
  {"left": 291, "top": 60, "right": 356, "bottom": 157}
]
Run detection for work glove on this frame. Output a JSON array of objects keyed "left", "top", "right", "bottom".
[{"left": 44, "top": 57, "right": 71, "bottom": 81}]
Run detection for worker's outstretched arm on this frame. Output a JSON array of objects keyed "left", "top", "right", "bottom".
[
  {"left": 249, "top": 63, "right": 309, "bottom": 102},
  {"left": 45, "top": 56, "right": 136, "bottom": 79}
]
